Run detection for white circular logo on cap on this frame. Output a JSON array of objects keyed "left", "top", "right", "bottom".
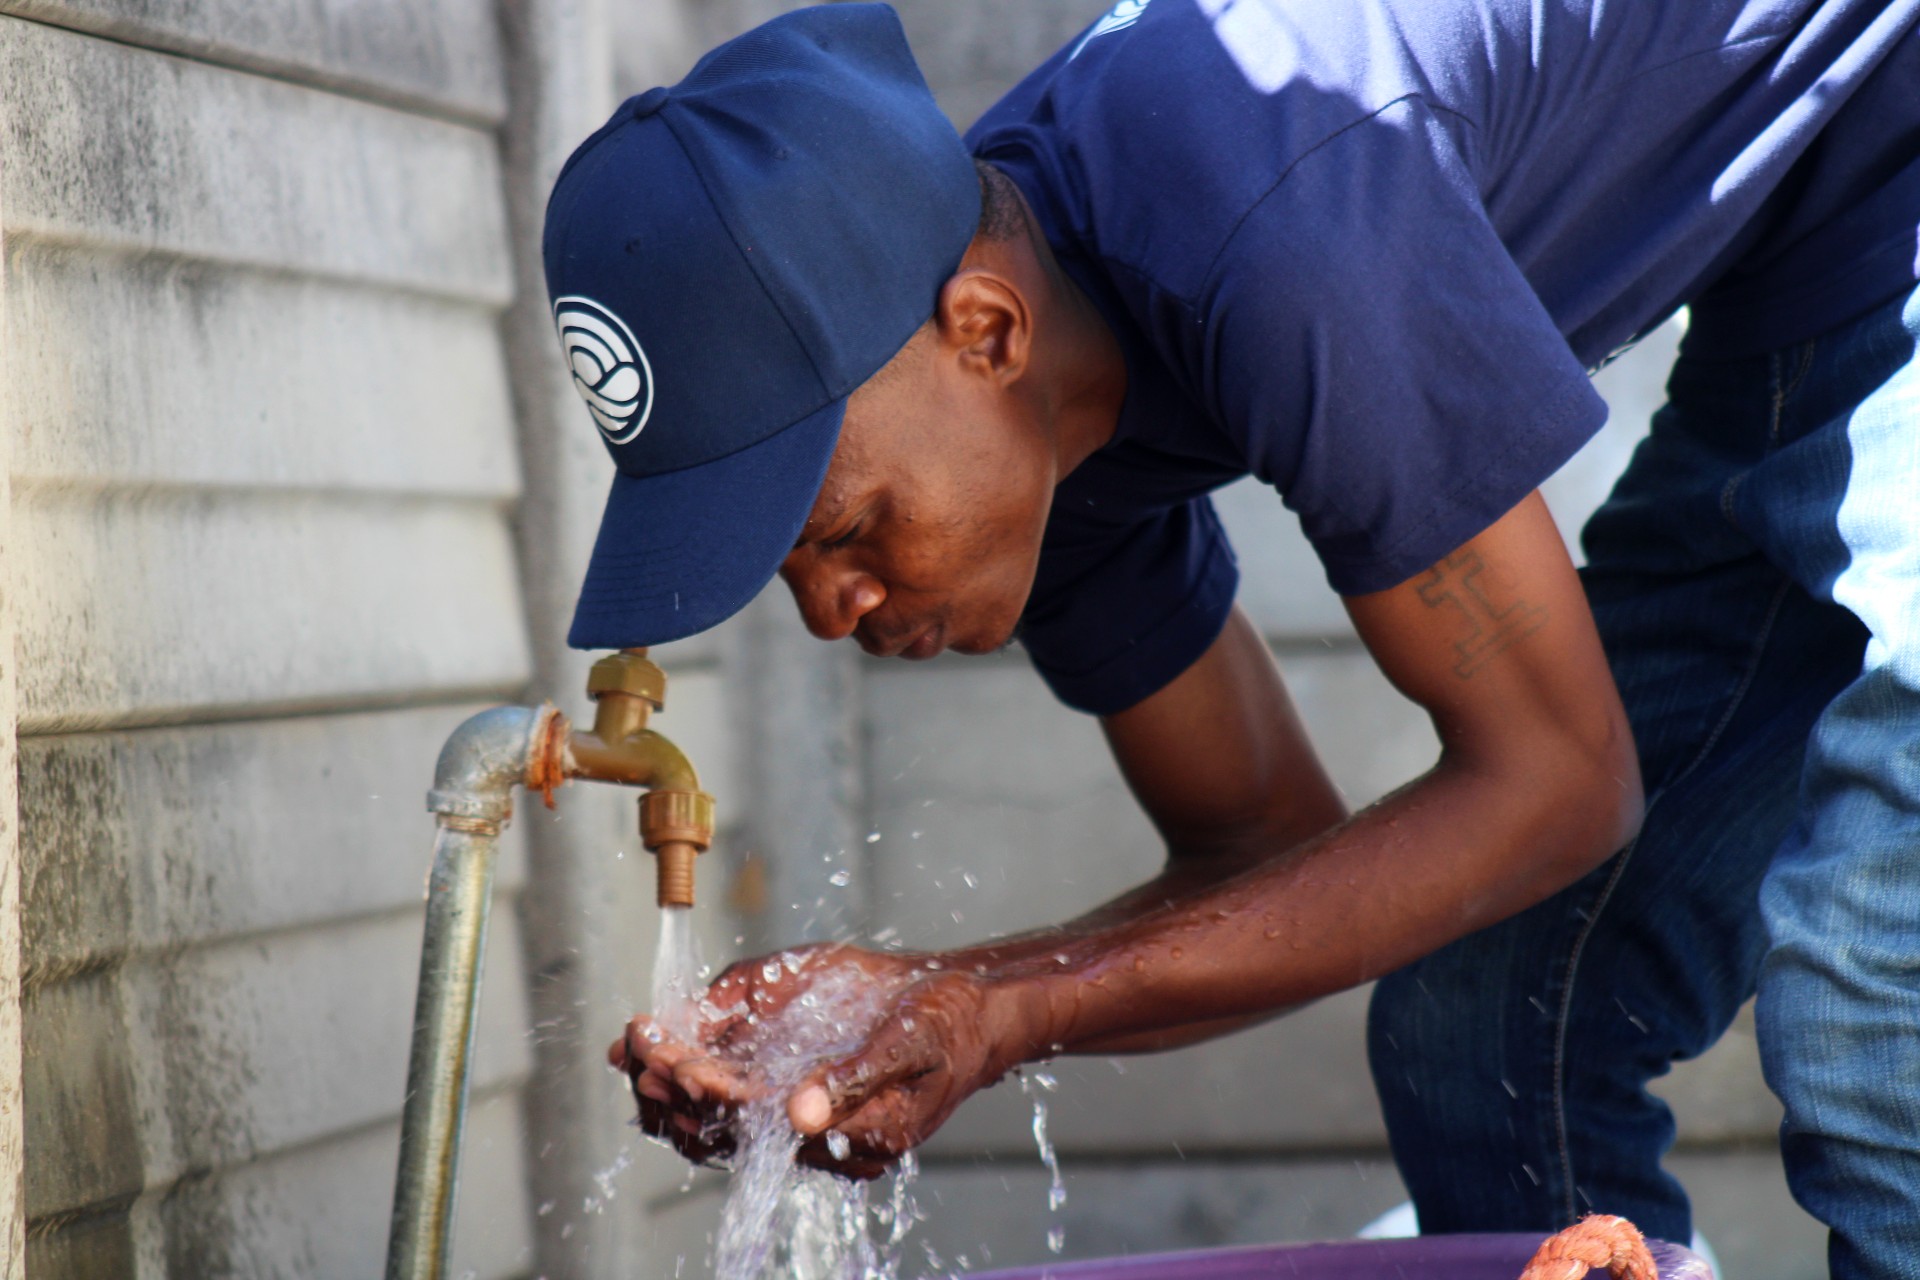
[{"left": 554, "top": 295, "right": 654, "bottom": 444}]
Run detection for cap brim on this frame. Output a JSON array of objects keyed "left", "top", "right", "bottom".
[{"left": 567, "top": 398, "right": 845, "bottom": 648}]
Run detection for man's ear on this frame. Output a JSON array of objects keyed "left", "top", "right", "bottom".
[{"left": 933, "top": 266, "right": 1032, "bottom": 385}]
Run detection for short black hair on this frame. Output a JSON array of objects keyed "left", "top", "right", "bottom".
[{"left": 974, "top": 158, "right": 1028, "bottom": 242}]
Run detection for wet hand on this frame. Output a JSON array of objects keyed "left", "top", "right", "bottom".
[
  {"left": 608, "top": 944, "right": 1032, "bottom": 1179},
  {"left": 608, "top": 1014, "right": 747, "bottom": 1167},
  {"left": 608, "top": 943, "right": 940, "bottom": 1170},
  {"left": 782, "top": 961, "right": 1029, "bottom": 1180}
]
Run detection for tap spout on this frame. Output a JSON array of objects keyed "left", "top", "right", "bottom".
[
  {"left": 566, "top": 725, "right": 701, "bottom": 792},
  {"left": 560, "top": 649, "right": 715, "bottom": 907}
]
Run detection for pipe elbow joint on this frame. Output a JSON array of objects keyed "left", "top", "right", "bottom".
[{"left": 426, "top": 703, "right": 564, "bottom": 830}]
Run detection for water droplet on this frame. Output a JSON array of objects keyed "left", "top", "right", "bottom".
[
  {"left": 1048, "top": 1226, "right": 1066, "bottom": 1253},
  {"left": 828, "top": 868, "right": 852, "bottom": 887},
  {"left": 865, "top": 831, "right": 882, "bottom": 844},
  {"left": 826, "top": 1130, "right": 852, "bottom": 1160}
]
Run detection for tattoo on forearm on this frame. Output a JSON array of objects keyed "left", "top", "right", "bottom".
[{"left": 1414, "top": 550, "right": 1549, "bottom": 678}]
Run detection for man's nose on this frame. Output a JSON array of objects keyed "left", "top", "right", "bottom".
[{"left": 781, "top": 558, "right": 885, "bottom": 641}]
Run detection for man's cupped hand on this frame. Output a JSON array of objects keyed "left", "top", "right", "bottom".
[{"left": 608, "top": 942, "right": 1032, "bottom": 1179}]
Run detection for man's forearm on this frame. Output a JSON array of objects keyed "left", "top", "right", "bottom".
[
  {"left": 924, "top": 843, "right": 1285, "bottom": 1055},
  {"left": 895, "top": 601, "right": 1343, "bottom": 1057},
  {"left": 960, "top": 496, "right": 1644, "bottom": 1065},
  {"left": 958, "top": 736, "right": 1637, "bottom": 1066}
]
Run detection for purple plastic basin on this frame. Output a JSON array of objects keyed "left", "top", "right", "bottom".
[{"left": 972, "top": 1234, "right": 1713, "bottom": 1280}]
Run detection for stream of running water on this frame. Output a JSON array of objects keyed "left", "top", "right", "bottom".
[{"left": 651, "top": 905, "right": 705, "bottom": 1046}]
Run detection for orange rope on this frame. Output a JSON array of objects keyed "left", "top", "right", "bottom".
[{"left": 1518, "top": 1215, "right": 1659, "bottom": 1280}]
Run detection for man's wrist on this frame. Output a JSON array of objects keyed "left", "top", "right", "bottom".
[{"left": 972, "top": 960, "right": 1072, "bottom": 1077}]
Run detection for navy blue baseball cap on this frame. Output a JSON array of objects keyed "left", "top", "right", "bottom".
[{"left": 544, "top": 3, "right": 981, "bottom": 649}]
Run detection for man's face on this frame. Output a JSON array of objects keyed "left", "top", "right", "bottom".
[{"left": 779, "top": 331, "right": 1056, "bottom": 660}]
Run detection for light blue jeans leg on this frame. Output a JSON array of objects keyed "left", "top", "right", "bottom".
[{"left": 1736, "top": 286, "right": 1920, "bottom": 1280}]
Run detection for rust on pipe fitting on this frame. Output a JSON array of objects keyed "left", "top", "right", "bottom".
[{"left": 525, "top": 705, "right": 571, "bottom": 810}]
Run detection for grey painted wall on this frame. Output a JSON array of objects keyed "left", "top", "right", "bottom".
[
  {"left": 0, "top": 2, "right": 749, "bottom": 1276},
  {"left": 1, "top": 3, "right": 543, "bottom": 1272}
]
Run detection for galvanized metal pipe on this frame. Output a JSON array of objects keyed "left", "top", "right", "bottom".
[{"left": 387, "top": 705, "right": 558, "bottom": 1280}]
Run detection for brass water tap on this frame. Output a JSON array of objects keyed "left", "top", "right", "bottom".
[{"left": 563, "top": 649, "right": 716, "bottom": 907}]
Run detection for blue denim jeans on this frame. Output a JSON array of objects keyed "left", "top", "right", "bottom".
[{"left": 1368, "top": 283, "right": 1920, "bottom": 1279}]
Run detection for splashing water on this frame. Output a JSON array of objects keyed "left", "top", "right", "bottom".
[
  {"left": 1021, "top": 1071, "right": 1066, "bottom": 1255},
  {"left": 646, "top": 933, "right": 928, "bottom": 1280},
  {"left": 708, "top": 962, "right": 927, "bottom": 1280}
]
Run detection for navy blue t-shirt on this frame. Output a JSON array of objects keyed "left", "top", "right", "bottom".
[{"left": 965, "top": 0, "right": 1920, "bottom": 715}]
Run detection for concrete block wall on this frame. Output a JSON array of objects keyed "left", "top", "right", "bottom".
[
  {"left": 0, "top": 3, "right": 544, "bottom": 1273},
  {"left": 0, "top": 0, "right": 750, "bottom": 1275}
]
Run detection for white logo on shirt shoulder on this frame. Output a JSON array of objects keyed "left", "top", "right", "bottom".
[
  {"left": 1071, "top": 0, "right": 1152, "bottom": 59},
  {"left": 554, "top": 295, "right": 654, "bottom": 444}
]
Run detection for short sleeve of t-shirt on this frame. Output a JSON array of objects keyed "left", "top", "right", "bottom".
[
  {"left": 1018, "top": 478, "right": 1239, "bottom": 716},
  {"left": 989, "top": 0, "right": 1916, "bottom": 717},
  {"left": 1179, "top": 98, "right": 1606, "bottom": 595},
  {"left": 1011, "top": 97, "right": 1606, "bottom": 716}
]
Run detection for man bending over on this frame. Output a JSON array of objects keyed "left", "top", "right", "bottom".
[{"left": 542, "top": 2, "right": 1920, "bottom": 1272}]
